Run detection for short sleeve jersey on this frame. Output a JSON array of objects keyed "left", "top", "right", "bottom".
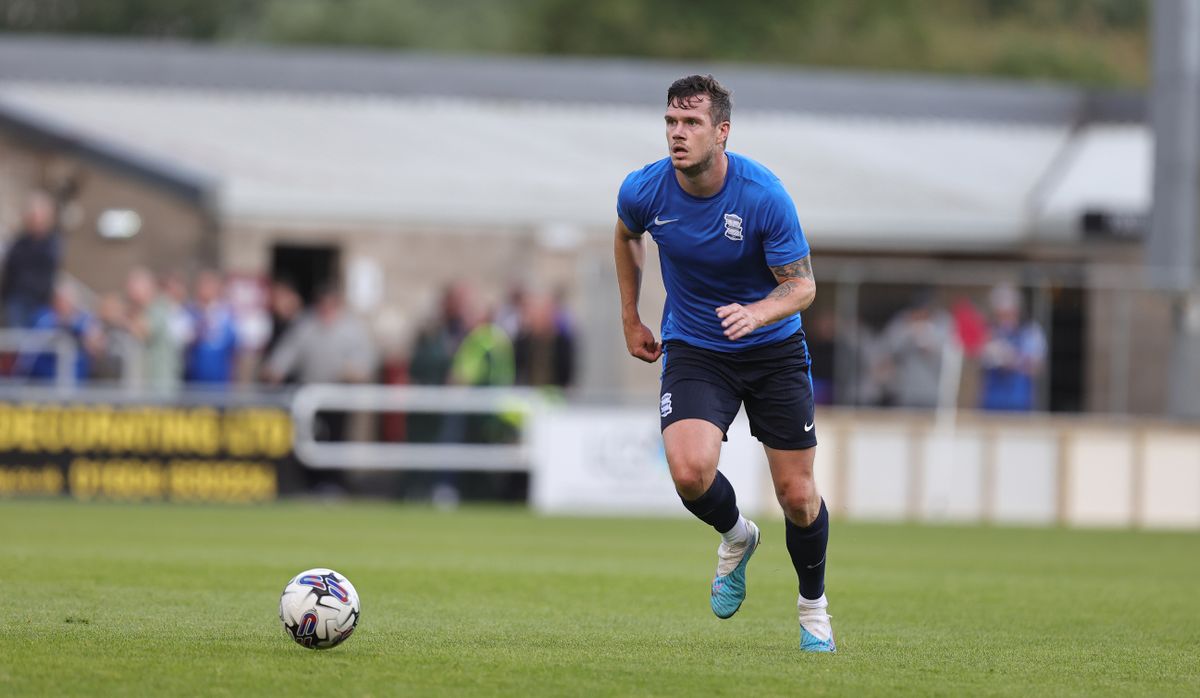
[{"left": 617, "top": 151, "right": 810, "bottom": 352}]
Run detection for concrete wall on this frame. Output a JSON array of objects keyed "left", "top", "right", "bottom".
[
  {"left": 0, "top": 133, "right": 44, "bottom": 232},
  {"left": 0, "top": 132, "right": 212, "bottom": 295},
  {"left": 66, "top": 167, "right": 213, "bottom": 293},
  {"left": 800, "top": 408, "right": 1200, "bottom": 529},
  {"left": 1085, "top": 287, "right": 1174, "bottom": 415}
]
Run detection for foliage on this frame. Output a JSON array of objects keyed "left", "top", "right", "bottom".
[{"left": 0, "top": 0, "right": 1150, "bottom": 86}]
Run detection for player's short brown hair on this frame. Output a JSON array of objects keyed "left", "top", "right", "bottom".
[{"left": 667, "top": 74, "right": 732, "bottom": 126}]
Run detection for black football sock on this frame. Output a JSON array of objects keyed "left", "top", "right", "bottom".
[
  {"left": 679, "top": 470, "right": 740, "bottom": 534},
  {"left": 786, "top": 498, "right": 829, "bottom": 600}
]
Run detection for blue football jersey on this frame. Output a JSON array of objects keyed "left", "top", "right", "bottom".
[{"left": 617, "top": 151, "right": 810, "bottom": 352}]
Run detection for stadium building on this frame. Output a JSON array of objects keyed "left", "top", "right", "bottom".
[{"left": 0, "top": 35, "right": 1153, "bottom": 409}]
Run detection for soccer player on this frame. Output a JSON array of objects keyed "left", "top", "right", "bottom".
[{"left": 613, "top": 75, "right": 834, "bottom": 652}]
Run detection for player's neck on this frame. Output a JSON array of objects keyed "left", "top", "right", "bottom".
[{"left": 675, "top": 151, "right": 728, "bottom": 198}]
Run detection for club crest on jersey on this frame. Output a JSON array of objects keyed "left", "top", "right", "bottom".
[{"left": 723, "top": 213, "right": 743, "bottom": 241}]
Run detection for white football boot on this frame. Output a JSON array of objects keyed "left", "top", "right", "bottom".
[{"left": 797, "top": 593, "right": 836, "bottom": 652}]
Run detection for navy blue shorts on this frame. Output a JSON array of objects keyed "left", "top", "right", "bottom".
[{"left": 659, "top": 332, "right": 817, "bottom": 450}]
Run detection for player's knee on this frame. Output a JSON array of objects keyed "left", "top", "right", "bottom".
[
  {"left": 668, "top": 452, "right": 716, "bottom": 500},
  {"left": 775, "top": 478, "right": 818, "bottom": 525},
  {"left": 671, "top": 466, "right": 710, "bottom": 500},
  {"left": 664, "top": 422, "right": 722, "bottom": 498}
]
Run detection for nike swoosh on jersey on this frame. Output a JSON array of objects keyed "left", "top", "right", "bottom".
[
  {"left": 804, "top": 422, "right": 815, "bottom": 432},
  {"left": 653, "top": 216, "right": 679, "bottom": 226}
]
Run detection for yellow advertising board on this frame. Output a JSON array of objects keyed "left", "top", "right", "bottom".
[{"left": 0, "top": 401, "right": 296, "bottom": 503}]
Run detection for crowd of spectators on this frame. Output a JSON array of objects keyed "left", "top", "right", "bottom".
[
  {"left": 403, "top": 280, "right": 576, "bottom": 504},
  {"left": 0, "top": 191, "right": 577, "bottom": 407},
  {"left": 409, "top": 281, "right": 576, "bottom": 399},
  {"left": 1, "top": 190, "right": 1041, "bottom": 414},
  {"left": 811, "top": 284, "right": 1047, "bottom": 412},
  {"left": 6, "top": 263, "right": 238, "bottom": 393}
]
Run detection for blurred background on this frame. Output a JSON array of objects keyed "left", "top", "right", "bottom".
[{"left": 0, "top": 0, "right": 1197, "bottom": 529}]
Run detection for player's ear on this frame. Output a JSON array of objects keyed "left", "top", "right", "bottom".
[{"left": 717, "top": 121, "right": 730, "bottom": 148}]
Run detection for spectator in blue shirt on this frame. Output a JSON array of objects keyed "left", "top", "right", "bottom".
[
  {"left": 980, "top": 283, "right": 1046, "bottom": 412},
  {"left": 184, "top": 269, "right": 238, "bottom": 385},
  {"left": 20, "top": 281, "right": 102, "bottom": 382}
]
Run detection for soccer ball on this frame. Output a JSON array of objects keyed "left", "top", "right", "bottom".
[{"left": 279, "top": 568, "right": 360, "bottom": 649}]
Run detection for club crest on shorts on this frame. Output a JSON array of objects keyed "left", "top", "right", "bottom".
[
  {"left": 660, "top": 392, "right": 673, "bottom": 417},
  {"left": 723, "top": 213, "right": 743, "bottom": 241}
]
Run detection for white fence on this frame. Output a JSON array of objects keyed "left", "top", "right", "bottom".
[
  {"left": 809, "top": 408, "right": 1200, "bottom": 529},
  {"left": 529, "top": 406, "right": 1200, "bottom": 530},
  {"left": 289, "top": 385, "right": 1200, "bottom": 529},
  {"left": 10, "top": 383, "right": 1194, "bottom": 529},
  {"left": 291, "top": 384, "right": 542, "bottom": 471}
]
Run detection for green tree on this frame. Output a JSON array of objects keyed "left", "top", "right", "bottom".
[{"left": 0, "top": 0, "right": 1150, "bottom": 86}]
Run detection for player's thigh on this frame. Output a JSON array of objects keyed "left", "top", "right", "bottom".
[
  {"left": 662, "top": 418, "right": 725, "bottom": 493},
  {"left": 660, "top": 343, "right": 742, "bottom": 443},
  {"left": 660, "top": 345, "right": 742, "bottom": 492},
  {"left": 764, "top": 444, "right": 818, "bottom": 492},
  {"left": 764, "top": 444, "right": 821, "bottom": 524},
  {"left": 742, "top": 356, "right": 818, "bottom": 452}
]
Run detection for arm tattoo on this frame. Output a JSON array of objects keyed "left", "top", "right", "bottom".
[
  {"left": 767, "top": 282, "right": 795, "bottom": 300},
  {"left": 769, "top": 255, "right": 814, "bottom": 283}
]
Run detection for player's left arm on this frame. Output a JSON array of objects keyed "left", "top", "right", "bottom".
[{"left": 717, "top": 255, "right": 816, "bottom": 341}]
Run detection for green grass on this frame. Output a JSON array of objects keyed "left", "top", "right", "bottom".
[{"left": 0, "top": 501, "right": 1197, "bottom": 697}]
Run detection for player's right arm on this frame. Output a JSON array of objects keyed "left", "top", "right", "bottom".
[{"left": 614, "top": 218, "right": 662, "bottom": 363}]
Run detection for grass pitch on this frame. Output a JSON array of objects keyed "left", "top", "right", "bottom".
[{"left": 1, "top": 501, "right": 1197, "bottom": 697}]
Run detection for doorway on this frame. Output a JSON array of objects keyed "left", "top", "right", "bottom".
[
  {"left": 270, "top": 244, "right": 340, "bottom": 305},
  {"left": 1047, "top": 286, "right": 1085, "bottom": 412}
]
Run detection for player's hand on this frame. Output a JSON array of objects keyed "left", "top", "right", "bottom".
[
  {"left": 716, "top": 303, "right": 764, "bottom": 340},
  {"left": 623, "top": 321, "right": 663, "bottom": 363}
]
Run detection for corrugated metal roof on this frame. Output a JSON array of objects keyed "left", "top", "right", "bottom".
[
  {"left": 1035, "top": 125, "right": 1152, "bottom": 241},
  {"left": 0, "top": 83, "right": 1083, "bottom": 246},
  {"left": 0, "top": 37, "right": 1151, "bottom": 251},
  {"left": 0, "top": 89, "right": 215, "bottom": 205}
]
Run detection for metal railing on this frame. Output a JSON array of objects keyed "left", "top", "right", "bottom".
[
  {"left": 0, "top": 328, "right": 78, "bottom": 390},
  {"left": 291, "top": 384, "right": 546, "bottom": 471},
  {"left": 0, "top": 327, "right": 146, "bottom": 391}
]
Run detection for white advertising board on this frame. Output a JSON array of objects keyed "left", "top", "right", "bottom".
[{"left": 530, "top": 407, "right": 768, "bottom": 516}]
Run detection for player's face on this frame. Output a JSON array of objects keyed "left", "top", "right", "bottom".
[{"left": 665, "top": 95, "right": 728, "bottom": 175}]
